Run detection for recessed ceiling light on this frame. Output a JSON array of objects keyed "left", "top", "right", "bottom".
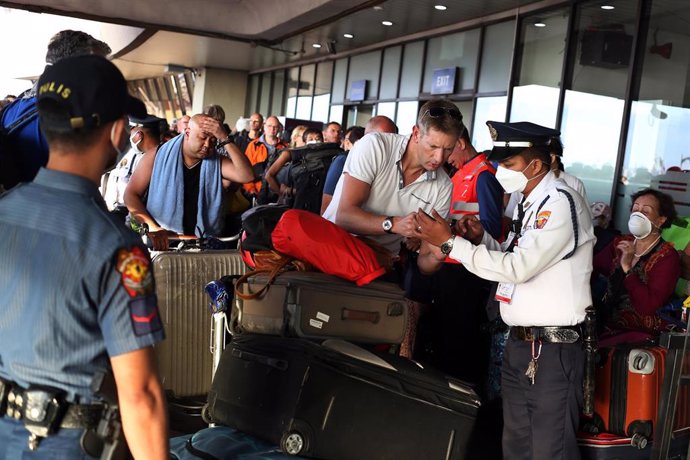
[
  {"left": 312, "top": 43, "right": 322, "bottom": 48},
  {"left": 601, "top": 5, "right": 615, "bottom": 10},
  {"left": 382, "top": 20, "right": 393, "bottom": 26},
  {"left": 534, "top": 21, "right": 546, "bottom": 28},
  {"left": 343, "top": 33, "right": 354, "bottom": 39},
  {"left": 434, "top": 5, "right": 447, "bottom": 10},
  {"left": 373, "top": 6, "right": 383, "bottom": 11}
]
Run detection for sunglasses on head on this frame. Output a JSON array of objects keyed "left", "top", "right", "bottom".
[{"left": 424, "top": 107, "right": 463, "bottom": 122}]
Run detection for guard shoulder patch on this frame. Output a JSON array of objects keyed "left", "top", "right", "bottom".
[{"left": 535, "top": 210, "right": 552, "bottom": 229}]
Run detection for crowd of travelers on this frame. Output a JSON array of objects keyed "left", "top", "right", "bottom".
[{"left": 0, "top": 28, "right": 688, "bottom": 460}]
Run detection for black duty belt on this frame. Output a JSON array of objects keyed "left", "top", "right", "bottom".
[{"left": 510, "top": 325, "right": 582, "bottom": 344}]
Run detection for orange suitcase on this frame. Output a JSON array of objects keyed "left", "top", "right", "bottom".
[{"left": 593, "top": 344, "right": 690, "bottom": 441}]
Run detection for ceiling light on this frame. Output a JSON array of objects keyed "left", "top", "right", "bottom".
[
  {"left": 434, "top": 5, "right": 447, "bottom": 10},
  {"left": 533, "top": 20, "right": 546, "bottom": 28},
  {"left": 382, "top": 21, "right": 393, "bottom": 26},
  {"left": 312, "top": 43, "right": 322, "bottom": 48},
  {"left": 343, "top": 33, "right": 354, "bottom": 39},
  {"left": 601, "top": 5, "right": 615, "bottom": 10},
  {"left": 373, "top": 6, "right": 383, "bottom": 11}
]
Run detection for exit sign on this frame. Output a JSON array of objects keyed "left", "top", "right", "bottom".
[{"left": 431, "top": 67, "right": 457, "bottom": 95}]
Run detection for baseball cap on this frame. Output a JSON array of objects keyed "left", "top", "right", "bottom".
[
  {"left": 37, "top": 54, "right": 146, "bottom": 131},
  {"left": 486, "top": 121, "right": 561, "bottom": 162}
]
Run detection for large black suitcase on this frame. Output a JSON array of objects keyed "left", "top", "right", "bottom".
[{"left": 207, "top": 334, "right": 480, "bottom": 459}]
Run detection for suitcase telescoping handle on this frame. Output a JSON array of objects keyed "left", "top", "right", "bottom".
[
  {"left": 341, "top": 308, "right": 380, "bottom": 324},
  {"left": 232, "top": 349, "right": 288, "bottom": 371}
]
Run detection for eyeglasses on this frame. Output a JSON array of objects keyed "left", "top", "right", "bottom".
[{"left": 423, "top": 107, "right": 463, "bottom": 122}]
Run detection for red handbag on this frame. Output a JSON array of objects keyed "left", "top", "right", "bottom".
[{"left": 271, "top": 209, "right": 387, "bottom": 286}]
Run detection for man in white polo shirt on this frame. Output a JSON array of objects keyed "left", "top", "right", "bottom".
[
  {"left": 323, "top": 99, "right": 461, "bottom": 259},
  {"left": 323, "top": 99, "right": 463, "bottom": 357}
]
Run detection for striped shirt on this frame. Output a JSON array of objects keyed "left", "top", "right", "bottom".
[{"left": 0, "top": 168, "right": 165, "bottom": 403}]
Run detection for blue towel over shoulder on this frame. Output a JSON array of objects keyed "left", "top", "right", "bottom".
[{"left": 147, "top": 134, "right": 224, "bottom": 236}]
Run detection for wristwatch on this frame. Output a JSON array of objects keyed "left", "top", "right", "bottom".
[
  {"left": 382, "top": 216, "right": 394, "bottom": 234},
  {"left": 217, "top": 135, "right": 234, "bottom": 148},
  {"left": 440, "top": 236, "right": 455, "bottom": 255}
]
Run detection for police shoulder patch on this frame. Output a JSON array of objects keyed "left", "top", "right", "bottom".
[
  {"left": 115, "top": 246, "right": 154, "bottom": 297},
  {"left": 535, "top": 210, "right": 552, "bottom": 229}
]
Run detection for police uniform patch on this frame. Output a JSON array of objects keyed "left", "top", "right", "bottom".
[
  {"left": 128, "top": 295, "right": 162, "bottom": 336},
  {"left": 535, "top": 211, "right": 551, "bottom": 229},
  {"left": 116, "top": 246, "right": 154, "bottom": 297}
]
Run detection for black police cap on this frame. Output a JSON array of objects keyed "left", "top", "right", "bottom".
[
  {"left": 37, "top": 54, "right": 146, "bottom": 131},
  {"left": 486, "top": 121, "right": 561, "bottom": 162},
  {"left": 130, "top": 114, "right": 165, "bottom": 130}
]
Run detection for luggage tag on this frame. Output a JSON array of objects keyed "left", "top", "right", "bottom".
[{"left": 495, "top": 282, "right": 515, "bottom": 304}]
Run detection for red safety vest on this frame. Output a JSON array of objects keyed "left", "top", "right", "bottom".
[
  {"left": 450, "top": 152, "right": 495, "bottom": 218},
  {"left": 445, "top": 153, "right": 496, "bottom": 264}
]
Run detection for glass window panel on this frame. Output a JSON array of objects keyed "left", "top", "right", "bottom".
[
  {"left": 329, "top": 105, "right": 344, "bottom": 126},
  {"left": 478, "top": 20, "right": 516, "bottom": 94},
  {"left": 299, "top": 64, "right": 316, "bottom": 96},
  {"left": 396, "top": 101, "right": 419, "bottom": 135},
  {"left": 559, "top": 3, "right": 637, "bottom": 208},
  {"left": 380, "top": 46, "right": 402, "bottom": 100},
  {"left": 423, "top": 30, "right": 480, "bottom": 94},
  {"left": 614, "top": 1, "right": 690, "bottom": 229},
  {"left": 560, "top": 91, "right": 625, "bottom": 205},
  {"left": 346, "top": 105, "right": 374, "bottom": 128},
  {"left": 296, "top": 97, "right": 312, "bottom": 120},
  {"left": 400, "top": 41, "right": 424, "bottom": 98},
  {"left": 286, "top": 97, "right": 296, "bottom": 119},
  {"left": 510, "top": 8, "right": 570, "bottom": 126},
  {"left": 248, "top": 74, "right": 260, "bottom": 114},
  {"left": 472, "top": 96, "right": 508, "bottom": 152},
  {"left": 312, "top": 94, "right": 330, "bottom": 123},
  {"left": 376, "top": 102, "right": 397, "bottom": 121},
  {"left": 315, "top": 61, "right": 333, "bottom": 96},
  {"left": 272, "top": 70, "right": 285, "bottom": 116},
  {"left": 259, "top": 73, "right": 272, "bottom": 116},
  {"left": 331, "top": 59, "right": 348, "bottom": 104},
  {"left": 569, "top": 3, "right": 636, "bottom": 99},
  {"left": 346, "top": 51, "right": 382, "bottom": 101}
]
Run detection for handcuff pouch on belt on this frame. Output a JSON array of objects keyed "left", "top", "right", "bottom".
[{"left": 5, "top": 383, "right": 68, "bottom": 450}]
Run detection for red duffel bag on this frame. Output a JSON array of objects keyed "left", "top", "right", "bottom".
[{"left": 271, "top": 209, "right": 388, "bottom": 286}]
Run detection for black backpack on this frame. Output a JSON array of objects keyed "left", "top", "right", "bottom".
[{"left": 285, "top": 142, "right": 342, "bottom": 214}]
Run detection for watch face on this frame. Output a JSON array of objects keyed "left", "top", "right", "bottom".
[
  {"left": 441, "top": 239, "right": 453, "bottom": 255},
  {"left": 382, "top": 218, "right": 393, "bottom": 232}
]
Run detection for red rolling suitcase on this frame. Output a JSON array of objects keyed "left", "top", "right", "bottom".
[{"left": 592, "top": 343, "right": 690, "bottom": 442}]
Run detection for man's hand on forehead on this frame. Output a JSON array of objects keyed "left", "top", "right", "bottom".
[{"left": 197, "top": 116, "right": 224, "bottom": 140}]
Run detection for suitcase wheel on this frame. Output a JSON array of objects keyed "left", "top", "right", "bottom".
[
  {"left": 280, "top": 430, "right": 306, "bottom": 456},
  {"left": 201, "top": 403, "right": 214, "bottom": 425},
  {"left": 631, "top": 433, "right": 648, "bottom": 450}
]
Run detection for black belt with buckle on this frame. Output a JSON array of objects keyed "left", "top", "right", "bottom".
[{"left": 510, "top": 325, "right": 582, "bottom": 344}]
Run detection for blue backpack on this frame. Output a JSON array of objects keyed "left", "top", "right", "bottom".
[{"left": 0, "top": 96, "right": 47, "bottom": 189}]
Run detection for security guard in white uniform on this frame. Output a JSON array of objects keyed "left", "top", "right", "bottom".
[{"left": 415, "top": 121, "right": 594, "bottom": 460}]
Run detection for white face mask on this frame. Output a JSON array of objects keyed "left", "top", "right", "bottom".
[
  {"left": 628, "top": 211, "right": 654, "bottom": 239},
  {"left": 129, "top": 131, "right": 143, "bottom": 154},
  {"left": 495, "top": 160, "right": 542, "bottom": 194}
]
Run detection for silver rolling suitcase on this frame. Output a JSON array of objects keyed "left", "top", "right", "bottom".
[{"left": 152, "top": 250, "right": 246, "bottom": 398}]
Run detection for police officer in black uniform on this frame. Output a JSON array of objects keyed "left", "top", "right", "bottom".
[{"left": 0, "top": 55, "right": 168, "bottom": 459}]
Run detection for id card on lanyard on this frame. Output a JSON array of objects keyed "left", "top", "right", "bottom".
[{"left": 495, "top": 282, "right": 515, "bottom": 304}]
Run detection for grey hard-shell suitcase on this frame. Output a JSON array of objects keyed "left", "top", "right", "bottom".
[
  {"left": 152, "top": 249, "right": 247, "bottom": 397},
  {"left": 233, "top": 271, "right": 409, "bottom": 344}
]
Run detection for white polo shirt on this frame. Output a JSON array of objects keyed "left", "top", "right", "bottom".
[
  {"left": 448, "top": 171, "right": 594, "bottom": 326},
  {"left": 323, "top": 132, "right": 452, "bottom": 254}
]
